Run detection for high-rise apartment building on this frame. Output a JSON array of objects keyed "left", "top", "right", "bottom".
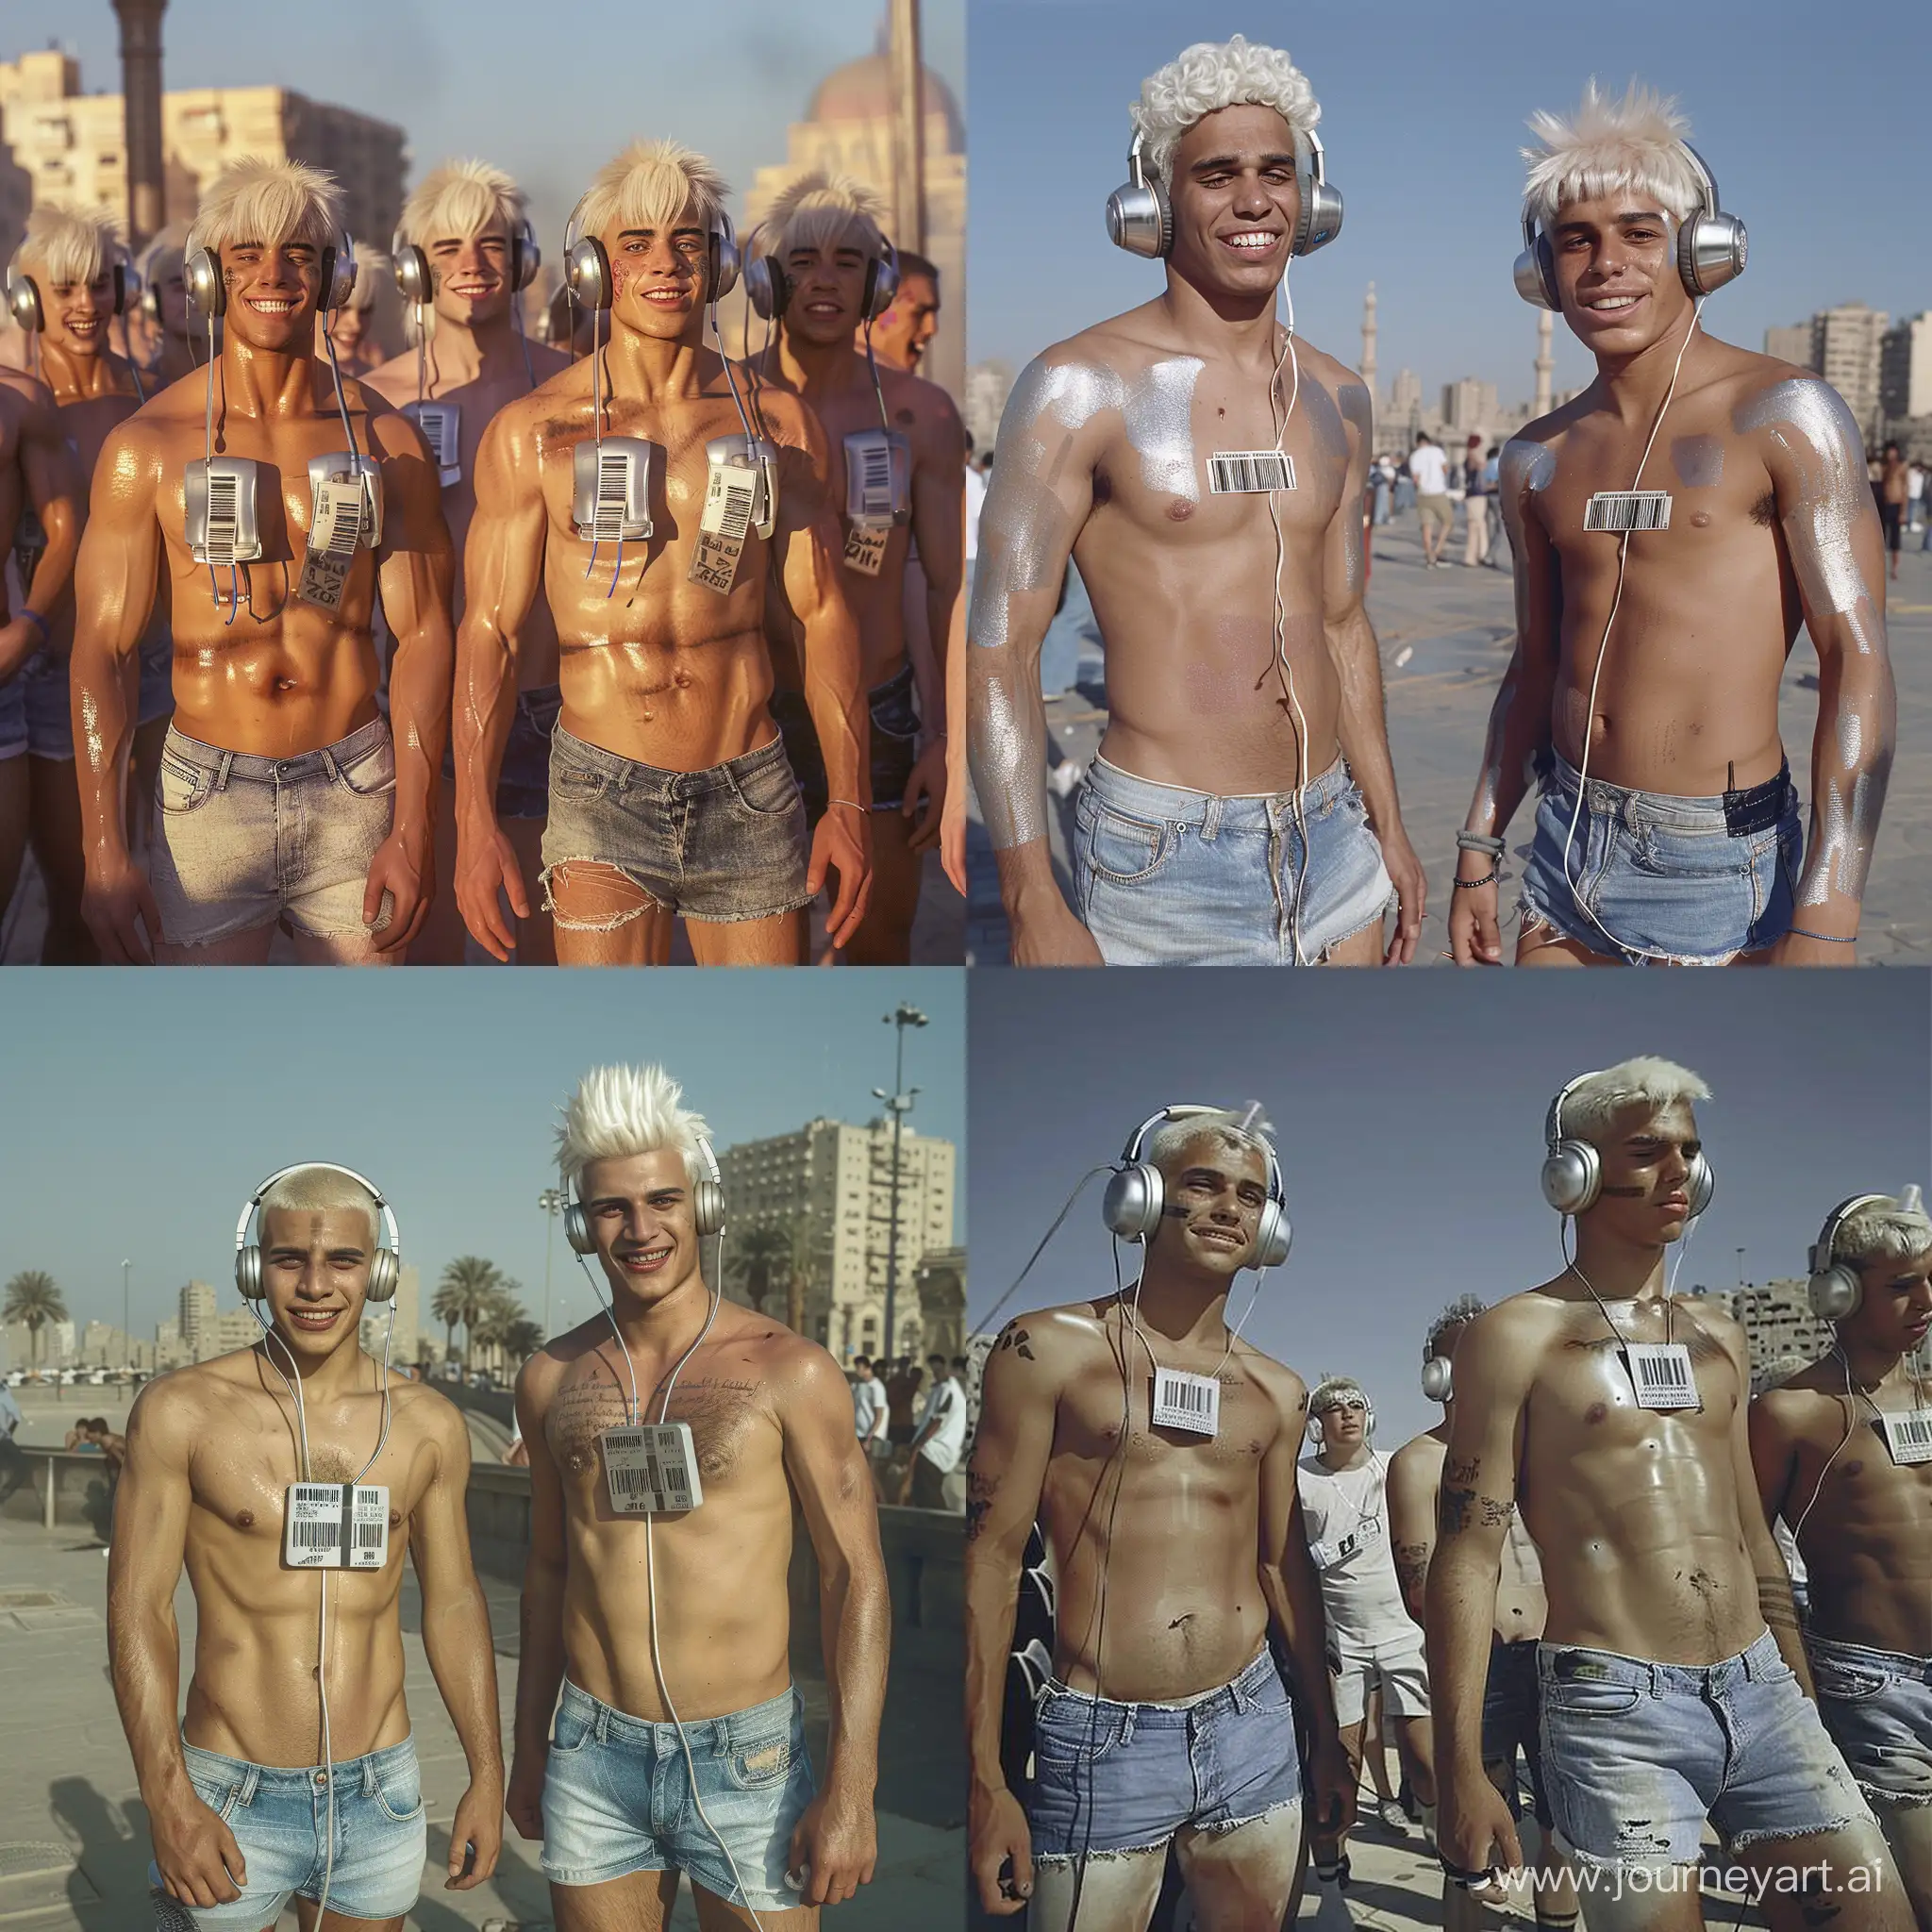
[
  {"left": 178, "top": 1279, "right": 217, "bottom": 1362},
  {"left": 1881, "top": 312, "right": 1932, "bottom": 423}
]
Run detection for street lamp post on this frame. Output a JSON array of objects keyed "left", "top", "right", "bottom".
[
  {"left": 873, "top": 1003, "right": 928, "bottom": 1367},
  {"left": 538, "top": 1188, "right": 567, "bottom": 1340},
  {"left": 122, "top": 1259, "right": 131, "bottom": 1375}
]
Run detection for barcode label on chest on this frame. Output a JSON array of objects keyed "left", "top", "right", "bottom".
[
  {"left": 1151, "top": 1367, "right": 1221, "bottom": 1437},
  {"left": 601, "top": 1423, "right": 705, "bottom": 1515},
  {"left": 1626, "top": 1342, "right": 1699, "bottom": 1410},
  {"left": 1584, "top": 490, "right": 1674, "bottom": 533},
  {"left": 1208, "top": 451, "right": 1296, "bottom": 494},
  {"left": 283, "top": 1483, "right": 389, "bottom": 1568},
  {"left": 1879, "top": 1407, "right": 1932, "bottom": 1466},
  {"left": 690, "top": 463, "right": 758, "bottom": 595},
  {"left": 408, "top": 401, "right": 462, "bottom": 478},
  {"left": 203, "top": 473, "right": 241, "bottom": 562}
]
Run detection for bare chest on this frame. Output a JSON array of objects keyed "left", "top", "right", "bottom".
[
  {"left": 545, "top": 1357, "right": 772, "bottom": 1494},
  {"left": 58, "top": 391, "right": 142, "bottom": 485},
  {"left": 1058, "top": 1358, "right": 1274, "bottom": 1476},
  {"left": 1528, "top": 1320, "right": 1740, "bottom": 1463},
  {"left": 1807, "top": 1409, "right": 1932, "bottom": 1524},
  {"left": 189, "top": 1409, "right": 419, "bottom": 1549}
]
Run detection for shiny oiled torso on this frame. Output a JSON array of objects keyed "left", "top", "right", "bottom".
[
  {"left": 49, "top": 378, "right": 148, "bottom": 652},
  {"left": 1406, "top": 1430, "right": 1548, "bottom": 1644}
]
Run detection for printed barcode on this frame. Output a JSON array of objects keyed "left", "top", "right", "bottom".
[
  {"left": 1166, "top": 1380, "right": 1210, "bottom": 1412},
  {"left": 1636, "top": 1353, "right": 1690, "bottom": 1390},
  {"left": 714, "top": 479, "right": 754, "bottom": 541},
  {"left": 354, "top": 1521, "right": 384, "bottom": 1547},
  {"left": 291, "top": 1522, "right": 339, "bottom": 1549},
  {"left": 418, "top": 407, "right": 457, "bottom": 466},
  {"left": 322, "top": 497, "right": 362, "bottom": 558},
  {"left": 207, "top": 474, "right": 239, "bottom": 559},
  {"left": 593, "top": 452, "right": 629, "bottom": 539},
  {"left": 1897, "top": 1416, "right": 1932, "bottom": 1446},
  {"left": 1584, "top": 490, "right": 1673, "bottom": 533},
  {"left": 1208, "top": 451, "right": 1296, "bottom": 493}
]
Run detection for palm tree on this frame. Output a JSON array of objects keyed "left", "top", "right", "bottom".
[
  {"left": 4, "top": 1271, "right": 66, "bottom": 1373},
  {"left": 468, "top": 1281, "right": 528, "bottom": 1380},
  {"left": 429, "top": 1281, "right": 464, "bottom": 1366},
  {"left": 501, "top": 1318, "right": 544, "bottom": 1366},
  {"left": 437, "top": 1257, "right": 503, "bottom": 1370},
  {"left": 730, "top": 1225, "right": 792, "bottom": 1315}
]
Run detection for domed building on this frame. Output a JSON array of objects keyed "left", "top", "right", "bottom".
[{"left": 743, "top": 45, "right": 966, "bottom": 403}]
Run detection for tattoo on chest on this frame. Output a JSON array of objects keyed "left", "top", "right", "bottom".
[{"left": 548, "top": 1363, "right": 766, "bottom": 1483}]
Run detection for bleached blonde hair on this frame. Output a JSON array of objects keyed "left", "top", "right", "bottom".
[
  {"left": 400, "top": 157, "right": 526, "bottom": 250},
  {"left": 17, "top": 202, "right": 122, "bottom": 287},
  {"left": 1310, "top": 1374, "right": 1369, "bottom": 1416},
  {"left": 258, "top": 1165, "right": 380, "bottom": 1247},
  {"left": 1425, "top": 1294, "right": 1487, "bottom": 1358},
  {"left": 1559, "top": 1057, "right": 1710, "bottom": 1144},
  {"left": 750, "top": 170, "right": 889, "bottom": 269},
  {"left": 557, "top": 1064, "right": 712, "bottom": 1191},
  {"left": 575, "top": 140, "right": 728, "bottom": 251},
  {"left": 1145, "top": 1104, "right": 1274, "bottom": 1178},
  {"left": 1523, "top": 80, "right": 1705, "bottom": 228},
  {"left": 1131, "top": 36, "right": 1320, "bottom": 190},
  {"left": 187, "top": 157, "right": 343, "bottom": 259},
  {"left": 1835, "top": 1196, "right": 1932, "bottom": 1270}
]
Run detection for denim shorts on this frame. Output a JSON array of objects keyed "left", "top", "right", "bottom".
[
  {"left": 1808, "top": 1635, "right": 1932, "bottom": 1808},
  {"left": 772, "top": 659, "right": 921, "bottom": 815},
  {"left": 1537, "top": 1629, "right": 1870, "bottom": 1870},
  {"left": 1519, "top": 750, "right": 1801, "bottom": 964},
  {"left": 17, "top": 632, "right": 173, "bottom": 760},
  {"left": 541, "top": 1679, "right": 814, "bottom": 1909},
  {"left": 1074, "top": 754, "right": 1394, "bottom": 966},
  {"left": 441, "top": 682, "right": 561, "bottom": 821},
  {"left": 149, "top": 1735, "right": 425, "bottom": 1930},
  {"left": 148, "top": 716, "right": 396, "bottom": 948},
  {"left": 1481, "top": 1637, "right": 1552, "bottom": 1828},
  {"left": 1026, "top": 1646, "right": 1302, "bottom": 1863},
  {"left": 540, "top": 724, "right": 810, "bottom": 925}
]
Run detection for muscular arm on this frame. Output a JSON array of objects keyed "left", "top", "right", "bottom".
[
  {"left": 909, "top": 393, "right": 967, "bottom": 734},
  {"left": 508, "top": 1359, "right": 569, "bottom": 1836},
  {"left": 1729, "top": 1351, "right": 1812, "bottom": 1690},
  {"left": 1385, "top": 1439, "right": 1439, "bottom": 1628}
]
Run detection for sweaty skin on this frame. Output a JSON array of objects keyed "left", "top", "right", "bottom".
[
  {"left": 453, "top": 207, "right": 872, "bottom": 966},
  {"left": 1453, "top": 194, "right": 1893, "bottom": 967},
  {"left": 968, "top": 103, "right": 1420, "bottom": 968},
  {"left": 69, "top": 236, "right": 456, "bottom": 966}
]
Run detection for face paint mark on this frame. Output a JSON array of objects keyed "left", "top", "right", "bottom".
[
  {"left": 1670, "top": 434, "right": 1724, "bottom": 489},
  {"left": 1585, "top": 1402, "right": 1607, "bottom": 1424}
]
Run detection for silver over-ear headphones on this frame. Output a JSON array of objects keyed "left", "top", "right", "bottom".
[
  {"left": 565, "top": 199, "right": 739, "bottom": 315},
  {"left": 1307, "top": 1387, "right": 1375, "bottom": 1447},
  {"left": 746, "top": 232, "right": 895, "bottom": 322},
  {"left": 1421, "top": 1357, "right": 1454, "bottom": 1403},
  {"left": 1101, "top": 1105, "right": 1291, "bottom": 1270},
  {"left": 563, "top": 1133, "right": 726, "bottom": 1255},
  {"left": 1106, "top": 125, "right": 1343, "bottom": 261},
  {"left": 236, "top": 1164, "right": 401, "bottom": 1303},
  {"left": 1514, "top": 141, "right": 1747, "bottom": 310},
  {"left": 184, "top": 228, "right": 357, "bottom": 321},
  {"left": 7, "top": 255, "right": 131, "bottom": 332},
  {"left": 1541, "top": 1072, "right": 1715, "bottom": 1220},
  {"left": 1807, "top": 1193, "right": 1894, "bottom": 1322}
]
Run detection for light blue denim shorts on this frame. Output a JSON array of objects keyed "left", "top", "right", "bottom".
[
  {"left": 1808, "top": 1635, "right": 1932, "bottom": 1808},
  {"left": 1073, "top": 754, "right": 1394, "bottom": 966},
  {"left": 19, "top": 631, "right": 174, "bottom": 760},
  {"left": 150, "top": 1735, "right": 425, "bottom": 1930},
  {"left": 1026, "top": 1646, "right": 1302, "bottom": 1863},
  {"left": 541, "top": 1679, "right": 814, "bottom": 1909},
  {"left": 1519, "top": 750, "right": 1801, "bottom": 964},
  {"left": 1537, "top": 1629, "right": 1870, "bottom": 1871},
  {"left": 148, "top": 715, "right": 395, "bottom": 948}
]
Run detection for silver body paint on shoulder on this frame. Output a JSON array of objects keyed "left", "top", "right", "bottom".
[
  {"left": 1122, "top": 357, "right": 1204, "bottom": 501},
  {"left": 1670, "top": 435, "right": 1724, "bottom": 490},
  {"left": 1733, "top": 377, "right": 1871, "bottom": 618}
]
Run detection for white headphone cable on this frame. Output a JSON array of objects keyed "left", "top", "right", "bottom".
[{"left": 1264, "top": 270, "right": 1312, "bottom": 964}]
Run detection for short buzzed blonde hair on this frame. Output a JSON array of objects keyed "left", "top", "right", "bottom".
[
  {"left": 750, "top": 170, "right": 889, "bottom": 268},
  {"left": 258, "top": 1165, "right": 379, "bottom": 1248},
  {"left": 400, "top": 157, "right": 526, "bottom": 250},
  {"left": 1131, "top": 37, "right": 1320, "bottom": 191},
  {"left": 1835, "top": 1196, "right": 1932, "bottom": 1272},
  {"left": 18, "top": 202, "right": 122, "bottom": 287},
  {"left": 1559, "top": 1057, "right": 1710, "bottom": 1145},
  {"left": 575, "top": 140, "right": 728, "bottom": 250},
  {"left": 188, "top": 157, "right": 343, "bottom": 260},
  {"left": 1523, "top": 80, "right": 1706, "bottom": 228}
]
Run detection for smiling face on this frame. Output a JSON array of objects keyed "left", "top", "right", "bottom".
[
  {"left": 220, "top": 239, "right": 325, "bottom": 352},
  {"left": 1150, "top": 1131, "right": 1268, "bottom": 1278},
  {"left": 782, "top": 236, "right": 876, "bottom": 349},
  {"left": 1842, "top": 1248, "right": 1932, "bottom": 1360},
  {"left": 1547, "top": 192, "right": 1692, "bottom": 355},
  {"left": 1164, "top": 103, "right": 1302, "bottom": 301},
  {"left": 32, "top": 264, "right": 116, "bottom": 360},
  {"left": 258, "top": 1204, "right": 375, "bottom": 1366},
  {"left": 1582, "top": 1099, "right": 1703, "bottom": 1246},
  {"left": 578, "top": 1148, "right": 705, "bottom": 1307},
  {"left": 427, "top": 222, "right": 515, "bottom": 329},
  {"left": 599, "top": 205, "right": 711, "bottom": 343}
]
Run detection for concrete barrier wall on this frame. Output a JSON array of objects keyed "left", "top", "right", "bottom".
[{"left": 0, "top": 1448, "right": 118, "bottom": 1536}]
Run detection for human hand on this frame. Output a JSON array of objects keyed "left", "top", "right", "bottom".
[
  {"left": 456, "top": 820, "right": 529, "bottom": 962},
  {"left": 505, "top": 1750, "right": 546, "bottom": 1841},
  {"left": 445, "top": 1776, "right": 503, "bottom": 1889},
  {"left": 808, "top": 803, "right": 873, "bottom": 951},
  {"left": 1447, "top": 851, "right": 1505, "bottom": 965},
  {"left": 1376, "top": 823, "right": 1426, "bottom": 965},
  {"left": 151, "top": 1788, "right": 246, "bottom": 1908},
  {"left": 786, "top": 1777, "right": 877, "bottom": 1907},
  {"left": 364, "top": 826, "right": 429, "bottom": 953},
  {"left": 902, "top": 740, "right": 948, "bottom": 854},
  {"left": 82, "top": 852, "right": 161, "bottom": 965},
  {"left": 969, "top": 1784, "right": 1035, "bottom": 1916}
]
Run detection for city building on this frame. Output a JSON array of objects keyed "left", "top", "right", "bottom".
[
  {"left": 1881, "top": 312, "right": 1932, "bottom": 424},
  {"left": 178, "top": 1279, "right": 217, "bottom": 1361},
  {"left": 0, "top": 47, "right": 406, "bottom": 263},
  {"left": 964, "top": 359, "right": 1013, "bottom": 459},
  {"left": 1440, "top": 376, "right": 1500, "bottom": 441},
  {"left": 1765, "top": 304, "right": 1890, "bottom": 442},
  {"left": 718, "top": 1116, "right": 958, "bottom": 1364},
  {"left": 1696, "top": 1278, "right": 1833, "bottom": 1389},
  {"left": 1764, "top": 323, "right": 1813, "bottom": 369}
]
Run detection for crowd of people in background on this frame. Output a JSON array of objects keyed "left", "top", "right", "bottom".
[{"left": 849, "top": 1348, "right": 969, "bottom": 1510}]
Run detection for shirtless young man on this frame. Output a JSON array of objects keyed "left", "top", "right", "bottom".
[
  {"left": 1450, "top": 85, "right": 1894, "bottom": 969},
  {"left": 1297, "top": 1374, "right": 1435, "bottom": 1881},
  {"left": 968, "top": 36, "right": 1423, "bottom": 969},
  {"left": 318, "top": 244, "right": 389, "bottom": 379},
  {"left": 366, "top": 158, "right": 570, "bottom": 965},
  {"left": 966, "top": 1106, "right": 1352, "bottom": 1931},
  {"left": 751, "top": 175, "right": 963, "bottom": 964},
  {"left": 70, "top": 158, "right": 455, "bottom": 967},
  {"left": 1388, "top": 1298, "right": 1578, "bottom": 1932},
  {"left": 1752, "top": 1194, "right": 1932, "bottom": 1922},
  {"left": 1429, "top": 1058, "right": 1911, "bottom": 1931},
  {"left": 508, "top": 1064, "right": 887, "bottom": 1926},
  {"left": 0, "top": 362, "right": 83, "bottom": 930},
  {"left": 862, "top": 252, "right": 941, "bottom": 377},
  {"left": 137, "top": 225, "right": 206, "bottom": 389},
  {"left": 108, "top": 1164, "right": 502, "bottom": 1930},
  {"left": 455, "top": 141, "right": 870, "bottom": 967},
  {"left": 7, "top": 203, "right": 175, "bottom": 960}
]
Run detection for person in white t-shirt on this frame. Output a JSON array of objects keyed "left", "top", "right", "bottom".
[
  {"left": 900, "top": 1353, "right": 966, "bottom": 1509},
  {"left": 1299, "top": 1374, "right": 1435, "bottom": 1886},
  {"left": 851, "top": 1354, "right": 891, "bottom": 1495},
  {"left": 1408, "top": 433, "right": 1454, "bottom": 569}
]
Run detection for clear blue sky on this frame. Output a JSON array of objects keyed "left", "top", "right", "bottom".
[
  {"left": 967, "top": 972, "right": 1930, "bottom": 1446},
  {"left": 0, "top": 970, "right": 963, "bottom": 1341},
  {"left": 968, "top": 0, "right": 1932, "bottom": 405},
  {"left": 24, "top": 0, "right": 965, "bottom": 248}
]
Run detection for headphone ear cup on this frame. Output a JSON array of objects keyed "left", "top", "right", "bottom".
[
  {"left": 745, "top": 255, "right": 787, "bottom": 321},
  {"left": 1421, "top": 1357, "right": 1454, "bottom": 1404},
  {"left": 1513, "top": 233, "right": 1559, "bottom": 310},
  {"left": 1679, "top": 211, "right": 1748, "bottom": 298},
  {"left": 365, "top": 1249, "right": 399, "bottom": 1304},
  {"left": 693, "top": 1177, "right": 725, "bottom": 1241},
  {"left": 1289, "top": 131, "right": 1344, "bottom": 257},
  {"left": 867, "top": 248, "right": 898, "bottom": 321},
  {"left": 391, "top": 243, "right": 431, "bottom": 308},
  {"left": 236, "top": 1247, "right": 263, "bottom": 1299},
  {"left": 565, "top": 236, "right": 612, "bottom": 312},
  {"left": 1252, "top": 1200, "right": 1291, "bottom": 1271},
  {"left": 564, "top": 1201, "right": 595, "bottom": 1255},
  {"left": 709, "top": 225, "right": 741, "bottom": 303},
  {"left": 185, "top": 247, "right": 225, "bottom": 320},
  {"left": 1685, "top": 1155, "right": 1715, "bottom": 1221},
  {"left": 1541, "top": 1139, "right": 1600, "bottom": 1216},
  {"left": 7, "top": 273, "right": 42, "bottom": 334},
  {"left": 1102, "top": 1164, "right": 1163, "bottom": 1243},
  {"left": 1105, "top": 177, "right": 1171, "bottom": 258},
  {"left": 512, "top": 221, "right": 541, "bottom": 293},
  {"left": 1809, "top": 1263, "right": 1861, "bottom": 1322}
]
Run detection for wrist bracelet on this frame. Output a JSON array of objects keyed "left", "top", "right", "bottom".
[
  {"left": 826, "top": 797, "right": 868, "bottom": 813},
  {"left": 1456, "top": 830, "right": 1505, "bottom": 857},
  {"left": 1453, "top": 871, "right": 1497, "bottom": 891},
  {"left": 1786, "top": 925, "right": 1856, "bottom": 943},
  {"left": 18, "top": 608, "right": 47, "bottom": 644}
]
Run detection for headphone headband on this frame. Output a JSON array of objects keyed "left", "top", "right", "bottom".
[
  {"left": 1544, "top": 1072, "right": 1600, "bottom": 1156},
  {"left": 236, "top": 1163, "right": 401, "bottom": 1303},
  {"left": 563, "top": 1132, "right": 727, "bottom": 1252},
  {"left": 1810, "top": 1193, "right": 1893, "bottom": 1278},
  {"left": 1104, "top": 1104, "right": 1291, "bottom": 1269}
]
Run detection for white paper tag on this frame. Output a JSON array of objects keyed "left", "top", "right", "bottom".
[
  {"left": 1878, "top": 1407, "right": 1932, "bottom": 1466},
  {"left": 1625, "top": 1342, "right": 1699, "bottom": 1410},
  {"left": 1151, "top": 1366, "right": 1220, "bottom": 1436},
  {"left": 690, "top": 460, "right": 758, "bottom": 594},
  {"left": 842, "top": 520, "right": 891, "bottom": 577},
  {"left": 1584, "top": 489, "right": 1673, "bottom": 533},
  {"left": 1208, "top": 451, "right": 1296, "bottom": 493},
  {"left": 294, "top": 479, "right": 367, "bottom": 610},
  {"left": 601, "top": 1424, "right": 705, "bottom": 1514},
  {"left": 283, "top": 1483, "right": 389, "bottom": 1569}
]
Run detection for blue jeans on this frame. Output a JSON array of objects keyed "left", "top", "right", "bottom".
[
  {"left": 1537, "top": 1629, "right": 1870, "bottom": 1871},
  {"left": 1809, "top": 1635, "right": 1932, "bottom": 1808},
  {"left": 1027, "top": 1647, "right": 1301, "bottom": 1863},
  {"left": 1519, "top": 750, "right": 1801, "bottom": 963},
  {"left": 151, "top": 1735, "right": 425, "bottom": 1929},
  {"left": 540, "top": 1680, "right": 814, "bottom": 1910},
  {"left": 1074, "top": 753, "right": 1393, "bottom": 965},
  {"left": 1481, "top": 1637, "right": 1552, "bottom": 1828},
  {"left": 18, "top": 630, "right": 173, "bottom": 758}
]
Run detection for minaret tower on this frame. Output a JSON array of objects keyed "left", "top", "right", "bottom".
[{"left": 1534, "top": 309, "right": 1555, "bottom": 418}]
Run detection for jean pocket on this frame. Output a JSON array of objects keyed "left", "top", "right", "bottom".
[
  {"left": 372, "top": 1756, "right": 424, "bottom": 1824},
  {"left": 1543, "top": 1675, "right": 1643, "bottom": 1719},
  {"left": 1812, "top": 1657, "right": 1890, "bottom": 1705},
  {"left": 1033, "top": 1697, "right": 1131, "bottom": 1766},
  {"left": 1630, "top": 817, "right": 1757, "bottom": 880},
  {"left": 550, "top": 1702, "right": 596, "bottom": 1756},
  {"left": 551, "top": 762, "right": 608, "bottom": 802},
  {"left": 188, "top": 1775, "right": 239, "bottom": 1824},
  {"left": 158, "top": 753, "right": 211, "bottom": 816},
  {"left": 1079, "top": 802, "right": 1172, "bottom": 886},
  {"left": 726, "top": 751, "right": 803, "bottom": 819},
  {"left": 724, "top": 1727, "right": 797, "bottom": 1791},
  {"left": 333, "top": 736, "right": 395, "bottom": 799}
]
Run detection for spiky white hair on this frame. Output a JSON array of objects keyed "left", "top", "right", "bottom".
[
  {"left": 1834, "top": 1197, "right": 1932, "bottom": 1270},
  {"left": 1131, "top": 36, "right": 1320, "bottom": 191},
  {"left": 1523, "top": 80, "right": 1705, "bottom": 228},
  {"left": 188, "top": 157, "right": 343, "bottom": 259},
  {"left": 557, "top": 1064, "right": 711, "bottom": 1191},
  {"left": 258, "top": 1165, "right": 379, "bottom": 1246},
  {"left": 575, "top": 140, "right": 728, "bottom": 250},
  {"left": 1310, "top": 1374, "right": 1368, "bottom": 1415},
  {"left": 1559, "top": 1057, "right": 1710, "bottom": 1145},
  {"left": 750, "top": 170, "right": 889, "bottom": 270},
  {"left": 401, "top": 157, "right": 526, "bottom": 251},
  {"left": 17, "top": 202, "right": 123, "bottom": 287},
  {"left": 1425, "top": 1294, "right": 1487, "bottom": 1359},
  {"left": 1144, "top": 1105, "right": 1274, "bottom": 1178}
]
